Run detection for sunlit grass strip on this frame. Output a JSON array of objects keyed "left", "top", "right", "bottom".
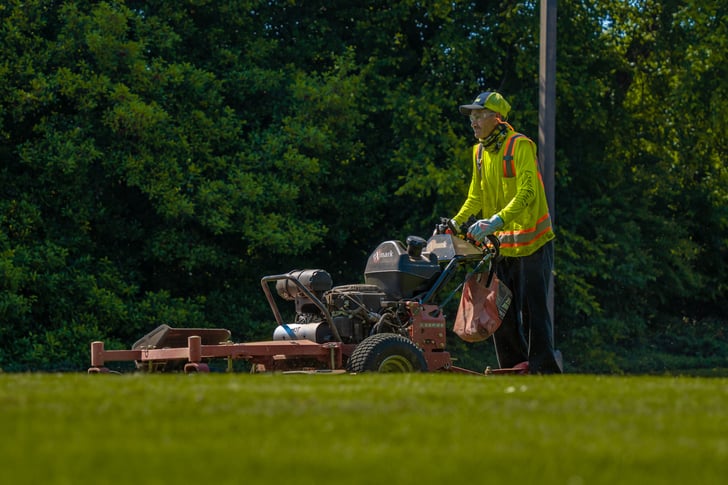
[{"left": 1, "top": 373, "right": 726, "bottom": 485}]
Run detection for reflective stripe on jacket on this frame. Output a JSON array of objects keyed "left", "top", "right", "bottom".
[{"left": 453, "top": 129, "right": 555, "bottom": 257}]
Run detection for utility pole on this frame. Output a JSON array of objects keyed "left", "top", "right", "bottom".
[
  {"left": 540, "top": 0, "right": 556, "bottom": 218},
  {"left": 539, "top": 0, "right": 557, "bottom": 337}
]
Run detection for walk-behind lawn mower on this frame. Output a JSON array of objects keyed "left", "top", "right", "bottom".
[{"left": 89, "top": 222, "right": 519, "bottom": 375}]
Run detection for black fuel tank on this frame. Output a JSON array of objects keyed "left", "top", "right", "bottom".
[{"left": 363, "top": 236, "right": 440, "bottom": 299}]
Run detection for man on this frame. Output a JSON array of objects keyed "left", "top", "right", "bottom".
[{"left": 451, "top": 91, "right": 562, "bottom": 374}]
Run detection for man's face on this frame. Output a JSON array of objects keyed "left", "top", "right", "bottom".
[{"left": 469, "top": 109, "right": 498, "bottom": 140}]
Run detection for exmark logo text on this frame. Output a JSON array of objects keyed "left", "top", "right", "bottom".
[{"left": 372, "top": 250, "right": 394, "bottom": 263}]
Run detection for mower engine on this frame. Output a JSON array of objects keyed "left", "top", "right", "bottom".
[{"left": 271, "top": 235, "right": 442, "bottom": 345}]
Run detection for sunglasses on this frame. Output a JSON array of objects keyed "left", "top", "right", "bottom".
[{"left": 469, "top": 111, "right": 496, "bottom": 122}]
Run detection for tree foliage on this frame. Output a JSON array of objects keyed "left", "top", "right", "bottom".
[{"left": 0, "top": 0, "right": 725, "bottom": 372}]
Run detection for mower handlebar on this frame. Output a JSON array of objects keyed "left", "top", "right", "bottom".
[
  {"left": 485, "top": 234, "right": 501, "bottom": 257},
  {"left": 433, "top": 216, "right": 501, "bottom": 259}
]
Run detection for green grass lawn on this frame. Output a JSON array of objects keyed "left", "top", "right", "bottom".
[{"left": 1, "top": 372, "right": 726, "bottom": 485}]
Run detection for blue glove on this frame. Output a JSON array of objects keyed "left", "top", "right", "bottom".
[{"left": 467, "top": 215, "right": 504, "bottom": 242}]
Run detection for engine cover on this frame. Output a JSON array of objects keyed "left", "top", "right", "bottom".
[{"left": 363, "top": 239, "right": 440, "bottom": 299}]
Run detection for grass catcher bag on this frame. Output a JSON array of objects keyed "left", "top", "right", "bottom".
[{"left": 454, "top": 271, "right": 512, "bottom": 342}]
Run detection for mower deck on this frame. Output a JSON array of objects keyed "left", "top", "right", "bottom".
[
  {"left": 88, "top": 327, "right": 347, "bottom": 374},
  {"left": 88, "top": 328, "right": 519, "bottom": 375}
]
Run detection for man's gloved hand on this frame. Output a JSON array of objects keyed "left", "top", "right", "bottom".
[{"left": 467, "top": 215, "right": 504, "bottom": 243}]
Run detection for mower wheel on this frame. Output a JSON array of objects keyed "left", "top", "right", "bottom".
[{"left": 347, "top": 333, "right": 427, "bottom": 373}]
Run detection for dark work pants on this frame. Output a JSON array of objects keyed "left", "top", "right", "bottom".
[{"left": 492, "top": 240, "right": 562, "bottom": 374}]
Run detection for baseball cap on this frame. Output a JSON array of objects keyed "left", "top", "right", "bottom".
[{"left": 459, "top": 91, "right": 511, "bottom": 118}]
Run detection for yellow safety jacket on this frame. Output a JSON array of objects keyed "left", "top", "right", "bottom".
[{"left": 453, "top": 129, "right": 555, "bottom": 257}]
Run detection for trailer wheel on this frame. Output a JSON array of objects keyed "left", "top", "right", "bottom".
[{"left": 347, "top": 333, "right": 427, "bottom": 373}]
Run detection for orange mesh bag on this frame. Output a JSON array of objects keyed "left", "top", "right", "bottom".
[{"left": 453, "top": 272, "right": 512, "bottom": 342}]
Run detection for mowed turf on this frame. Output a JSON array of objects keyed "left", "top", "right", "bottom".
[{"left": 1, "top": 372, "right": 726, "bottom": 485}]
